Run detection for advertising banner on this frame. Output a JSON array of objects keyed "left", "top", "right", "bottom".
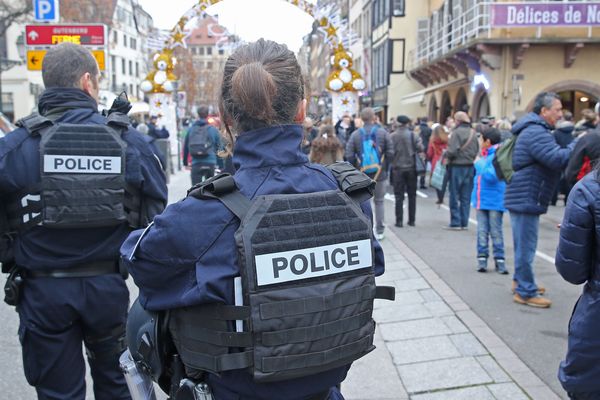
[{"left": 491, "top": 2, "right": 600, "bottom": 27}]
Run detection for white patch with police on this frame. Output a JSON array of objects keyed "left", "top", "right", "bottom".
[
  {"left": 254, "top": 239, "right": 372, "bottom": 286},
  {"left": 43, "top": 155, "right": 121, "bottom": 174}
]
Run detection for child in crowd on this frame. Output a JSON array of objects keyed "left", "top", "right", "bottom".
[{"left": 471, "top": 128, "right": 508, "bottom": 274}]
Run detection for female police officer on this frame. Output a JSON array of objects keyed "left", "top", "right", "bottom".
[{"left": 121, "top": 39, "right": 386, "bottom": 400}]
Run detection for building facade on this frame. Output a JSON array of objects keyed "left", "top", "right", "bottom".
[
  {"left": 407, "top": 0, "right": 600, "bottom": 124},
  {"left": 185, "top": 15, "right": 230, "bottom": 111}
]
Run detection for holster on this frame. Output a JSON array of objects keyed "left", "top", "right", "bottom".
[{"left": 4, "top": 264, "right": 23, "bottom": 306}]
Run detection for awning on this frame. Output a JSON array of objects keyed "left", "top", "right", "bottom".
[
  {"left": 401, "top": 77, "right": 470, "bottom": 105},
  {"left": 129, "top": 101, "right": 150, "bottom": 115}
]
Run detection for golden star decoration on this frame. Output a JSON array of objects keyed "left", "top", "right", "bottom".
[
  {"left": 154, "top": 100, "right": 163, "bottom": 108},
  {"left": 341, "top": 97, "right": 350, "bottom": 105},
  {"left": 170, "top": 24, "right": 188, "bottom": 48}
]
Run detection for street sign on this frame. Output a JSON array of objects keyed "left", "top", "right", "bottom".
[
  {"left": 27, "top": 50, "right": 45, "bottom": 70},
  {"left": 26, "top": 25, "right": 106, "bottom": 46},
  {"left": 33, "top": 0, "right": 59, "bottom": 23},
  {"left": 25, "top": 24, "right": 107, "bottom": 71},
  {"left": 26, "top": 49, "right": 106, "bottom": 71}
]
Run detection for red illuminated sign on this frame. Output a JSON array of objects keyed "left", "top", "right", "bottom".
[{"left": 26, "top": 24, "right": 106, "bottom": 46}]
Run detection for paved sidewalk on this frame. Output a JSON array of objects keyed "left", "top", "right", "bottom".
[{"left": 343, "top": 228, "right": 561, "bottom": 400}]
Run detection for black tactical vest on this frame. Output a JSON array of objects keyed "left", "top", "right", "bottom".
[
  {"left": 170, "top": 163, "right": 395, "bottom": 383},
  {"left": 7, "top": 113, "right": 142, "bottom": 231}
]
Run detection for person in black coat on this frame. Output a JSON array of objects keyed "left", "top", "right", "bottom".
[
  {"left": 418, "top": 117, "right": 432, "bottom": 189},
  {"left": 552, "top": 116, "right": 575, "bottom": 205}
]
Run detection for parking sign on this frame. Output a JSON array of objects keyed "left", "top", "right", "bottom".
[{"left": 33, "top": 0, "right": 59, "bottom": 23}]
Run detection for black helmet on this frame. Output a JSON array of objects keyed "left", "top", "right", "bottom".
[{"left": 126, "top": 298, "right": 171, "bottom": 388}]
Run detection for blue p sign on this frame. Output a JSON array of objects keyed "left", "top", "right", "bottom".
[{"left": 33, "top": 0, "right": 59, "bottom": 22}]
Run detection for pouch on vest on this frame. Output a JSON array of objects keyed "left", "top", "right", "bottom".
[
  {"left": 174, "top": 171, "right": 394, "bottom": 383},
  {"left": 8, "top": 113, "right": 141, "bottom": 230}
]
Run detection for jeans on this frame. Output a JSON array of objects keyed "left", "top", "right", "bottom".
[
  {"left": 448, "top": 165, "right": 474, "bottom": 228},
  {"left": 373, "top": 179, "right": 386, "bottom": 234},
  {"left": 568, "top": 392, "right": 600, "bottom": 400},
  {"left": 392, "top": 169, "right": 417, "bottom": 224},
  {"left": 476, "top": 210, "right": 505, "bottom": 260},
  {"left": 191, "top": 163, "right": 215, "bottom": 185},
  {"left": 510, "top": 211, "right": 540, "bottom": 298}
]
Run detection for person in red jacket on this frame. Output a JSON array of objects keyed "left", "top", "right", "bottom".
[{"left": 427, "top": 123, "right": 449, "bottom": 204}]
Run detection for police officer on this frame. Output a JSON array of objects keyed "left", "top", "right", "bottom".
[
  {"left": 121, "top": 39, "right": 388, "bottom": 400},
  {"left": 0, "top": 43, "right": 168, "bottom": 399}
]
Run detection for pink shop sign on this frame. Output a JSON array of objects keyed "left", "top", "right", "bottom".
[{"left": 491, "top": 2, "right": 600, "bottom": 27}]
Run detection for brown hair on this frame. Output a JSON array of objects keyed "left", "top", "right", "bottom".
[
  {"left": 310, "top": 124, "right": 343, "bottom": 163},
  {"left": 219, "top": 39, "right": 304, "bottom": 145}
]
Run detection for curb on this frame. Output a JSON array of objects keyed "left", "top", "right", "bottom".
[{"left": 384, "top": 227, "right": 561, "bottom": 400}]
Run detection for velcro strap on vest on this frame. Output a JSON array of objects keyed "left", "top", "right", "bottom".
[
  {"left": 325, "top": 162, "right": 375, "bottom": 204},
  {"left": 178, "top": 303, "right": 251, "bottom": 321},
  {"left": 178, "top": 322, "right": 252, "bottom": 347},
  {"left": 16, "top": 114, "right": 53, "bottom": 136},
  {"left": 262, "top": 310, "right": 372, "bottom": 346},
  {"left": 375, "top": 285, "right": 396, "bottom": 301},
  {"left": 188, "top": 174, "right": 251, "bottom": 221},
  {"left": 183, "top": 350, "right": 254, "bottom": 372},
  {"left": 261, "top": 333, "right": 373, "bottom": 373},
  {"left": 106, "top": 112, "right": 130, "bottom": 129},
  {"left": 260, "top": 284, "right": 375, "bottom": 320}
]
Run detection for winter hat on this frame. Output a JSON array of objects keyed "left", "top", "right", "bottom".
[{"left": 396, "top": 115, "right": 411, "bottom": 125}]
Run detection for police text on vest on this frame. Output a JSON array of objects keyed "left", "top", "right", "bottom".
[
  {"left": 43, "top": 155, "right": 122, "bottom": 174},
  {"left": 254, "top": 239, "right": 372, "bottom": 286}
]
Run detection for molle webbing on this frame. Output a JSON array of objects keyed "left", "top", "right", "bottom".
[{"left": 39, "top": 122, "right": 128, "bottom": 228}]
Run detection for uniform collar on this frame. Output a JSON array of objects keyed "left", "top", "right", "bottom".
[{"left": 233, "top": 124, "right": 307, "bottom": 170}]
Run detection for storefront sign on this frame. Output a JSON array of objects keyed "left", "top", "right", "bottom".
[{"left": 491, "top": 2, "right": 600, "bottom": 27}]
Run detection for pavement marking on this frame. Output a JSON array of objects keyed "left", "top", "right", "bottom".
[{"left": 439, "top": 204, "right": 556, "bottom": 265}]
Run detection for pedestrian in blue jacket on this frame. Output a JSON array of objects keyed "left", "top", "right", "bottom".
[
  {"left": 470, "top": 128, "right": 508, "bottom": 274},
  {"left": 504, "top": 92, "right": 573, "bottom": 308},
  {"left": 121, "top": 39, "right": 385, "bottom": 400},
  {"left": 556, "top": 171, "right": 600, "bottom": 400}
]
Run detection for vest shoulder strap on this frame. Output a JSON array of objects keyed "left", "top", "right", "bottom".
[
  {"left": 187, "top": 173, "right": 251, "bottom": 221},
  {"left": 325, "top": 162, "right": 375, "bottom": 204},
  {"left": 16, "top": 114, "right": 53, "bottom": 136},
  {"left": 106, "top": 112, "right": 130, "bottom": 131}
]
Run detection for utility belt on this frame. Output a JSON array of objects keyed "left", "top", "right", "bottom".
[{"left": 3, "top": 260, "right": 125, "bottom": 306}]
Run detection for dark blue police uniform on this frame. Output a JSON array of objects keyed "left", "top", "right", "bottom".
[
  {"left": 121, "top": 124, "right": 385, "bottom": 400},
  {"left": 0, "top": 88, "right": 168, "bottom": 399}
]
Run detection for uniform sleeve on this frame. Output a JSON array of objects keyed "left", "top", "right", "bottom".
[
  {"left": 120, "top": 199, "right": 237, "bottom": 310},
  {"left": 555, "top": 178, "right": 596, "bottom": 285},
  {"left": 528, "top": 128, "right": 571, "bottom": 171},
  {"left": 183, "top": 129, "right": 190, "bottom": 167},
  {"left": 135, "top": 134, "right": 168, "bottom": 222},
  {"left": 359, "top": 199, "right": 384, "bottom": 276}
]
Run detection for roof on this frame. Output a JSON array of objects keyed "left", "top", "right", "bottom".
[{"left": 186, "top": 16, "right": 227, "bottom": 46}]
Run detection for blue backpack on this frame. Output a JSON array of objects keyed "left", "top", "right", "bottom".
[{"left": 359, "top": 127, "right": 381, "bottom": 176}]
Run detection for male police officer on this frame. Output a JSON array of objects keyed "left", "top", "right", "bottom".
[{"left": 0, "top": 43, "right": 168, "bottom": 399}]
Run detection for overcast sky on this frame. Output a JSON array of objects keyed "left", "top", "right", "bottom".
[{"left": 138, "top": 0, "right": 316, "bottom": 52}]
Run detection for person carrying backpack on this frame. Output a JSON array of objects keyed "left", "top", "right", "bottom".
[
  {"left": 345, "top": 107, "right": 394, "bottom": 240},
  {"left": 184, "top": 106, "right": 223, "bottom": 185}
]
